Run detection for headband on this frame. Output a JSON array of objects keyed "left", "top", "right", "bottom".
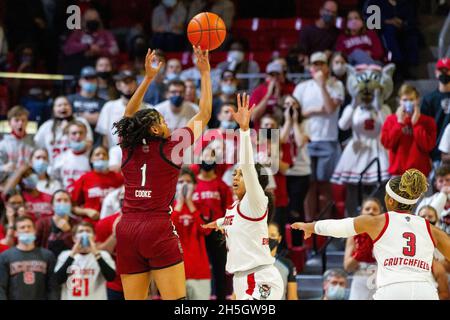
[{"left": 385, "top": 181, "right": 419, "bottom": 205}]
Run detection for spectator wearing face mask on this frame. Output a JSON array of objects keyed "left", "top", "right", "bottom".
[
  {"left": 321, "top": 268, "right": 348, "bottom": 300},
  {"left": 95, "top": 56, "right": 118, "bottom": 102},
  {"left": 422, "top": 58, "right": 450, "bottom": 173},
  {"left": 268, "top": 222, "right": 298, "bottom": 300},
  {"left": 250, "top": 61, "right": 295, "bottom": 131},
  {"left": 154, "top": 79, "right": 199, "bottom": 132},
  {"left": 0, "top": 106, "right": 33, "bottom": 186},
  {"left": 381, "top": 84, "right": 436, "bottom": 177},
  {"left": 415, "top": 165, "right": 450, "bottom": 213},
  {"left": 49, "top": 121, "right": 92, "bottom": 190},
  {"left": 417, "top": 184, "right": 450, "bottom": 235},
  {"left": 34, "top": 96, "right": 93, "bottom": 162},
  {"left": 164, "top": 59, "right": 183, "bottom": 84},
  {"left": 216, "top": 40, "right": 260, "bottom": 92},
  {"left": 209, "top": 70, "right": 239, "bottom": 128},
  {"left": 0, "top": 216, "right": 59, "bottom": 300},
  {"left": 54, "top": 221, "right": 116, "bottom": 300},
  {"left": 95, "top": 208, "right": 123, "bottom": 300},
  {"left": 3, "top": 163, "right": 53, "bottom": 221},
  {"left": 344, "top": 198, "right": 381, "bottom": 300},
  {"left": 171, "top": 168, "right": 212, "bottom": 300},
  {"left": 297, "top": 1, "right": 340, "bottom": 67},
  {"left": 192, "top": 149, "right": 233, "bottom": 300},
  {"left": 62, "top": 8, "right": 119, "bottom": 74},
  {"left": 35, "top": 190, "right": 80, "bottom": 258},
  {"left": 0, "top": 192, "right": 28, "bottom": 248},
  {"left": 96, "top": 70, "right": 151, "bottom": 149},
  {"left": 30, "top": 148, "right": 61, "bottom": 196},
  {"left": 293, "top": 51, "right": 344, "bottom": 221},
  {"left": 151, "top": 0, "right": 187, "bottom": 52},
  {"left": 67, "top": 66, "right": 106, "bottom": 132},
  {"left": 70, "top": 146, "right": 124, "bottom": 227},
  {"left": 335, "top": 10, "right": 385, "bottom": 66}
]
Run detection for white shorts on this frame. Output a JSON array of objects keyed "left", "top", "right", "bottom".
[
  {"left": 233, "top": 265, "right": 283, "bottom": 300},
  {"left": 373, "top": 281, "right": 438, "bottom": 300}
]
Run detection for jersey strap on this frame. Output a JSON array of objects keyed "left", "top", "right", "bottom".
[
  {"left": 236, "top": 203, "right": 268, "bottom": 222},
  {"left": 373, "top": 213, "right": 389, "bottom": 244},
  {"left": 159, "top": 140, "right": 181, "bottom": 170}
]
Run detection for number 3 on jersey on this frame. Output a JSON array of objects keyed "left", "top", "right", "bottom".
[
  {"left": 402, "top": 232, "right": 416, "bottom": 257},
  {"left": 140, "top": 164, "right": 147, "bottom": 187}
]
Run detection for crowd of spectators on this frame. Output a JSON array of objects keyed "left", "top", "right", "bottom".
[{"left": 0, "top": 0, "right": 449, "bottom": 300}]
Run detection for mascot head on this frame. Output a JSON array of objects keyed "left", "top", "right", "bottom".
[{"left": 346, "top": 63, "right": 395, "bottom": 104}]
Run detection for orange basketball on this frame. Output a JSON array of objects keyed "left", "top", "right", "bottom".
[{"left": 187, "top": 12, "right": 227, "bottom": 51}]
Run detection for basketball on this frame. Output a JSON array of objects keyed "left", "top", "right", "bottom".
[{"left": 187, "top": 12, "right": 227, "bottom": 51}]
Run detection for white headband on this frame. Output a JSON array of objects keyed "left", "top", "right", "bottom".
[{"left": 385, "top": 181, "right": 419, "bottom": 205}]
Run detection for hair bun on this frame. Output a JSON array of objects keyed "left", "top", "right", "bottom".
[{"left": 399, "top": 169, "right": 428, "bottom": 199}]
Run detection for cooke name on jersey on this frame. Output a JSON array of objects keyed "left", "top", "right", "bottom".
[{"left": 135, "top": 190, "right": 152, "bottom": 198}]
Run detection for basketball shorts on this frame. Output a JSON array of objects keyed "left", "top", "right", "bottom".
[
  {"left": 233, "top": 265, "right": 283, "bottom": 300},
  {"left": 116, "top": 213, "right": 183, "bottom": 274},
  {"left": 373, "top": 281, "right": 439, "bottom": 300}
]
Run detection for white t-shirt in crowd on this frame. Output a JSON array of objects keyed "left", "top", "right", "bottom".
[
  {"left": 100, "top": 186, "right": 124, "bottom": 219},
  {"left": 154, "top": 100, "right": 199, "bottom": 132},
  {"left": 438, "top": 123, "right": 450, "bottom": 154},
  {"left": 55, "top": 250, "right": 115, "bottom": 300},
  {"left": 34, "top": 116, "right": 93, "bottom": 162},
  {"left": 286, "top": 121, "right": 312, "bottom": 176},
  {"left": 108, "top": 145, "right": 122, "bottom": 169},
  {"left": 293, "top": 78, "right": 344, "bottom": 142},
  {"left": 95, "top": 98, "right": 151, "bottom": 149},
  {"left": 49, "top": 149, "right": 91, "bottom": 189},
  {"left": 37, "top": 178, "right": 62, "bottom": 195}
]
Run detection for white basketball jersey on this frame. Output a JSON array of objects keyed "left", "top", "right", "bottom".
[
  {"left": 222, "top": 201, "right": 275, "bottom": 274},
  {"left": 373, "top": 212, "right": 436, "bottom": 288}
]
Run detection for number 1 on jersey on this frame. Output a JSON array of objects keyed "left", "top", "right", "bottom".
[{"left": 140, "top": 164, "right": 147, "bottom": 187}]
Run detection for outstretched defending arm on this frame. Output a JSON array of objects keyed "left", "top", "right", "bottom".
[
  {"left": 123, "top": 49, "right": 162, "bottom": 117},
  {"left": 186, "top": 46, "right": 212, "bottom": 142}
]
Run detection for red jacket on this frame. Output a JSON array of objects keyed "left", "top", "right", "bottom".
[
  {"left": 171, "top": 203, "right": 211, "bottom": 280},
  {"left": 381, "top": 114, "right": 436, "bottom": 176}
]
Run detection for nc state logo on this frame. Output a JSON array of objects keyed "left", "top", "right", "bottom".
[
  {"left": 23, "top": 271, "right": 35, "bottom": 285},
  {"left": 259, "top": 284, "right": 271, "bottom": 299}
]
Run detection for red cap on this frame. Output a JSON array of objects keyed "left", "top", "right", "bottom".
[{"left": 436, "top": 58, "right": 450, "bottom": 70}]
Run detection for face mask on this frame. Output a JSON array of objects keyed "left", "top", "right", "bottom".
[
  {"left": 69, "top": 140, "right": 86, "bottom": 153},
  {"left": 332, "top": 63, "right": 347, "bottom": 77},
  {"left": 268, "top": 238, "right": 279, "bottom": 251},
  {"left": 32, "top": 159, "right": 49, "bottom": 176},
  {"left": 92, "top": 160, "right": 109, "bottom": 171},
  {"left": 54, "top": 203, "right": 72, "bottom": 217},
  {"left": 97, "top": 71, "right": 111, "bottom": 80},
  {"left": 347, "top": 19, "right": 363, "bottom": 31},
  {"left": 322, "top": 13, "right": 335, "bottom": 25},
  {"left": 165, "top": 73, "right": 180, "bottom": 81},
  {"left": 403, "top": 100, "right": 415, "bottom": 114},
  {"left": 22, "top": 174, "right": 39, "bottom": 190},
  {"left": 221, "top": 120, "right": 238, "bottom": 130},
  {"left": 227, "top": 50, "right": 244, "bottom": 64},
  {"left": 170, "top": 95, "right": 184, "bottom": 107},
  {"left": 18, "top": 233, "right": 36, "bottom": 245},
  {"left": 86, "top": 20, "right": 100, "bottom": 32},
  {"left": 326, "top": 284, "right": 346, "bottom": 300},
  {"left": 221, "top": 83, "right": 237, "bottom": 95},
  {"left": 77, "top": 232, "right": 91, "bottom": 248},
  {"left": 162, "top": 0, "right": 176, "bottom": 8},
  {"left": 200, "top": 161, "right": 216, "bottom": 172},
  {"left": 81, "top": 82, "right": 97, "bottom": 93},
  {"left": 439, "top": 74, "right": 450, "bottom": 85}
]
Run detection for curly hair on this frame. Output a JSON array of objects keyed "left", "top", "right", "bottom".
[
  {"left": 388, "top": 169, "right": 428, "bottom": 211},
  {"left": 113, "top": 108, "right": 163, "bottom": 149}
]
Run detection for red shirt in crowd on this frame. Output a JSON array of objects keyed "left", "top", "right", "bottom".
[
  {"left": 192, "top": 176, "right": 233, "bottom": 221},
  {"left": 335, "top": 30, "right": 385, "bottom": 62},
  {"left": 23, "top": 191, "right": 53, "bottom": 219},
  {"left": 95, "top": 212, "right": 123, "bottom": 293},
  {"left": 70, "top": 171, "right": 124, "bottom": 225},
  {"left": 352, "top": 233, "right": 376, "bottom": 263},
  {"left": 0, "top": 243, "right": 9, "bottom": 254},
  {"left": 0, "top": 224, "right": 5, "bottom": 240},
  {"left": 171, "top": 203, "right": 211, "bottom": 280},
  {"left": 381, "top": 114, "right": 437, "bottom": 176}
]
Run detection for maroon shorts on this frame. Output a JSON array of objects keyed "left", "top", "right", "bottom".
[{"left": 116, "top": 213, "right": 183, "bottom": 274}]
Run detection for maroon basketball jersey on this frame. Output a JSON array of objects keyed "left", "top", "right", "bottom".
[{"left": 121, "top": 127, "right": 194, "bottom": 215}]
